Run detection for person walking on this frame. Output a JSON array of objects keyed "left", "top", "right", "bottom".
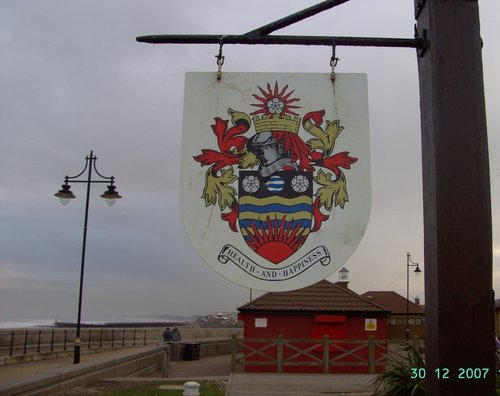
[
  {"left": 171, "top": 326, "right": 181, "bottom": 342},
  {"left": 162, "top": 327, "right": 171, "bottom": 343}
]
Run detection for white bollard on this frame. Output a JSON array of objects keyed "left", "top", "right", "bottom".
[{"left": 183, "top": 381, "right": 200, "bottom": 396}]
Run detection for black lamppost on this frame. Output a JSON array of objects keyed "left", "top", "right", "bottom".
[
  {"left": 54, "top": 150, "right": 121, "bottom": 364},
  {"left": 406, "top": 252, "right": 421, "bottom": 340}
]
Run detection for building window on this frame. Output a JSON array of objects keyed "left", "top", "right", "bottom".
[{"left": 255, "top": 318, "right": 267, "bottom": 328}]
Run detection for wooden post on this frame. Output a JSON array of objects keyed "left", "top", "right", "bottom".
[
  {"left": 323, "top": 335, "right": 329, "bottom": 374},
  {"left": 415, "top": 0, "right": 494, "bottom": 394},
  {"left": 277, "top": 334, "right": 283, "bottom": 373},
  {"left": 368, "top": 336, "right": 375, "bottom": 374}
]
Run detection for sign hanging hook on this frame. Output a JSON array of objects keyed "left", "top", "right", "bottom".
[
  {"left": 215, "top": 35, "right": 226, "bottom": 81},
  {"left": 330, "top": 44, "right": 339, "bottom": 82}
]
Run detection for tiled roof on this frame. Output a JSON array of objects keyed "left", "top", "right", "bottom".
[
  {"left": 361, "top": 291, "right": 425, "bottom": 315},
  {"left": 238, "top": 280, "right": 389, "bottom": 314}
]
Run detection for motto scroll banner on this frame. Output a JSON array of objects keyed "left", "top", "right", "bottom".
[{"left": 180, "top": 72, "right": 370, "bottom": 291}]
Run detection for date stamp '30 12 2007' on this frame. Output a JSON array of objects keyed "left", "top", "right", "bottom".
[{"left": 410, "top": 367, "right": 492, "bottom": 380}]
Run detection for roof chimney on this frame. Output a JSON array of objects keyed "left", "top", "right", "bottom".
[
  {"left": 414, "top": 295, "right": 420, "bottom": 305},
  {"left": 337, "top": 267, "right": 350, "bottom": 288}
]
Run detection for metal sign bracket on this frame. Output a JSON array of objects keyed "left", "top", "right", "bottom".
[{"left": 137, "top": 0, "right": 424, "bottom": 51}]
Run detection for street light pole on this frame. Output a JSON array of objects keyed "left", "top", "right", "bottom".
[
  {"left": 406, "top": 252, "right": 421, "bottom": 340},
  {"left": 54, "top": 150, "right": 121, "bottom": 364}
]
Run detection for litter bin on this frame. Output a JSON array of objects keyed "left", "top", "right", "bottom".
[{"left": 184, "top": 343, "right": 201, "bottom": 360}]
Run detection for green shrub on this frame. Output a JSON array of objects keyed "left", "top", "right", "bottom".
[{"left": 371, "top": 343, "right": 425, "bottom": 396}]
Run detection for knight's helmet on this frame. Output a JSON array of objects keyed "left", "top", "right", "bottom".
[
  {"left": 249, "top": 115, "right": 301, "bottom": 177},
  {"left": 249, "top": 132, "right": 292, "bottom": 177}
]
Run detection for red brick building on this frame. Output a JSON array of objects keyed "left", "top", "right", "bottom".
[
  {"left": 237, "top": 279, "right": 389, "bottom": 373},
  {"left": 361, "top": 291, "right": 425, "bottom": 339}
]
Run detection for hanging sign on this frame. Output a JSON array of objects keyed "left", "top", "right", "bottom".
[{"left": 180, "top": 72, "right": 370, "bottom": 291}]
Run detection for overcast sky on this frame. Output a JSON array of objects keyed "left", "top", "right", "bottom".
[{"left": 1, "top": 0, "right": 500, "bottom": 324}]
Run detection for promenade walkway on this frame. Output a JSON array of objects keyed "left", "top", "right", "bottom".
[
  {"left": 0, "top": 347, "right": 148, "bottom": 382},
  {"left": 0, "top": 347, "right": 377, "bottom": 395}
]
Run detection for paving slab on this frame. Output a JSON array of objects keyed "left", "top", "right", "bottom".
[
  {"left": 167, "top": 353, "right": 232, "bottom": 378},
  {"left": 226, "top": 373, "right": 376, "bottom": 395},
  {"left": 0, "top": 346, "right": 144, "bottom": 381}
]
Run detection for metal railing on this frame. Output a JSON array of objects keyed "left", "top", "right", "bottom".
[{"left": 1, "top": 328, "right": 159, "bottom": 357}]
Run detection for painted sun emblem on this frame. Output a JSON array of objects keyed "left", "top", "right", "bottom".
[{"left": 251, "top": 82, "right": 300, "bottom": 116}]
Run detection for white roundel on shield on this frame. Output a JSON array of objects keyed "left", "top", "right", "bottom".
[{"left": 180, "top": 72, "right": 370, "bottom": 292}]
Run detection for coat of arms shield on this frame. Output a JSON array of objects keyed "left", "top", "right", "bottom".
[{"left": 180, "top": 72, "right": 370, "bottom": 291}]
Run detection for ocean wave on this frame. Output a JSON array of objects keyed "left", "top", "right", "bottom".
[{"left": 0, "top": 319, "right": 56, "bottom": 329}]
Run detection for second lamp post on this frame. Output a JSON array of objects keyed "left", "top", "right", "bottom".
[
  {"left": 54, "top": 150, "right": 121, "bottom": 364},
  {"left": 406, "top": 252, "right": 421, "bottom": 340}
]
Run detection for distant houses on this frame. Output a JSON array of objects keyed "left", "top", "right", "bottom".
[{"left": 361, "top": 291, "right": 425, "bottom": 339}]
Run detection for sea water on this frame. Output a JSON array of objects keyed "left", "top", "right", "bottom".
[{"left": 0, "top": 315, "right": 194, "bottom": 329}]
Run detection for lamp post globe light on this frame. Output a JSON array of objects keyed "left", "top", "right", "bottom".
[
  {"left": 406, "top": 252, "right": 421, "bottom": 341},
  {"left": 54, "top": 150, "right": 121, "bottom": 364}
]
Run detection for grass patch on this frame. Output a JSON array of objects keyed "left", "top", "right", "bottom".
[
  {"left": 52, "top": 380, "right": 227, "bottom": 396},
  {"left": 100, "top": 381, "right": 225, "bottom": 396}
]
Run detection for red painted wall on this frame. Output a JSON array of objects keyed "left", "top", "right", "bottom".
[
  {"left": 238, "top": 312, "right": 388, "bottom": 374},
  {"left": 240, "top": 313, "right": 313, "bottom": 339}
]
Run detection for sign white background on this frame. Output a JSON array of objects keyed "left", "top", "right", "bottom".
[{"left": 180, "top": 72, "right": 370, "bottom": 291}]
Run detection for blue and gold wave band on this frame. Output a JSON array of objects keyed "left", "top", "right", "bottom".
[
  {"left": 239, "top": 204, "right": 311, "bottom": 214},
  {"left": 239, "top": 195, "right": 312, "bottom": 238},
  {"left": 239, "top": 196, "right": 312, "bottom": 217},
  {"left": 240, "top": 195, "right": 311, "bottom": 209}
]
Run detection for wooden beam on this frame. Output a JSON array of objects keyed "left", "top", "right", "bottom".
[{"left": 415, "top": 0, "right": 494, "bottom": 394}]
